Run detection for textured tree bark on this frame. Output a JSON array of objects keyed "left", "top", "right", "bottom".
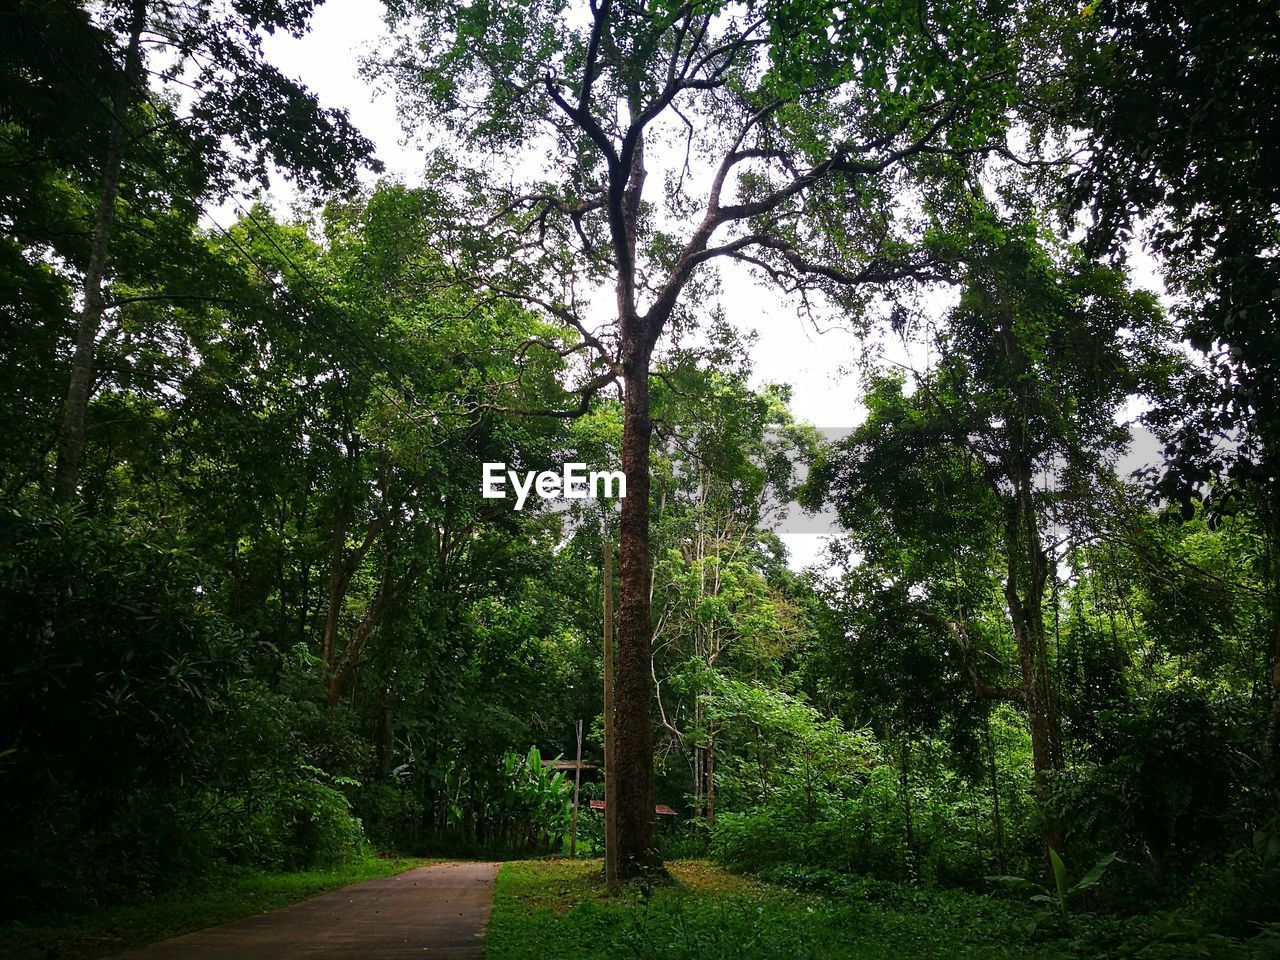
[
  {"left": 53, "top": 1, "right": 145, "bottom": 504},
  {"left": 603, "top": 534, "right": 619, "bottom": 888},
  {"left": 614, "top": 362, "right": 659, "bottom": 876},
  {"left": 597, "top": 119, "right": 661, "bottom": 879}
]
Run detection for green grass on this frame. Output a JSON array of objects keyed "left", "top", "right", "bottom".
[
  {"left": 484, "top": 859, "right": 1280, "bottom": 960},
  {"left": 484, "top": 859, "right": 1034, "bottom": 960},
  {"left": 0, "top": 855, "right": 431, "bottom": 960}
]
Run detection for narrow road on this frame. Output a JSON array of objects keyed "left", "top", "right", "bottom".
[{"left": 113, "top": 861, "right": 501, "bottom": 960}]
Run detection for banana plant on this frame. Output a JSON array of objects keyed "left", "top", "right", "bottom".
[
  {"left": 988, "top": 848, "right": 1118, "bottom": 916},
  {"left": 492, "top": 747, "right": 572, "bottom": 850}
]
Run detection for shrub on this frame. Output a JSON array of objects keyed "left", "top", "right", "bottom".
[
  {"left": 0, "top": 506, "right": 371, "bottom": 912},
  {"left": 1045, "top": 680, "right": 1260, "bottom": 898}
]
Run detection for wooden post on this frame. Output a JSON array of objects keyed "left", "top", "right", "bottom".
[
  {"left": 570, "top": 719, "right": 583, "bottom": 858},
  {"left": 603, "top": 535, "right": 619, "bottom": 890}
]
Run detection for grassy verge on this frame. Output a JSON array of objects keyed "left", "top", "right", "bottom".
[
  {"left": 485, "top": 858, "right": 1028, "bottom": 960},
  {"left": 0, "top": 855, "right": 431, "bottom": 960},
  {"left": 484, "top": 859, "right": 1279, "bottom": 960}
]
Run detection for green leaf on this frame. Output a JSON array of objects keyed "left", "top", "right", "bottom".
[
  {"left": 986, "top": 874, "right": 1043, "bottom": 894},
  {"left": 1071, "top": 852, "right": 1118, "bottom": 893},
  {"left": 1048, "top": 848, "right": 1069, "bottom": 906}
]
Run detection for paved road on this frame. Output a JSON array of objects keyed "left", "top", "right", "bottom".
[{"left": 113, "top": 861, "right": 501, "bottom": 960}]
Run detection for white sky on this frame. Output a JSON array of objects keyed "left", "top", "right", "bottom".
[{"left": 255, "top": 0, "right": 1169, "bottom": 572}]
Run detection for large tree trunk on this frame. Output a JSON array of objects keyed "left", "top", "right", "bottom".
[
  {"left": 614, "top": 361, "right": 658, "bottom": 876},
  {"left": 53, "top": 1, "right": 145, "bottom": 504},
  {"left": 602, "top": 534, "right": 619, "bottom": 886},
  {"left": 606, "top": 120, "right": 660, "bottom": 878}
]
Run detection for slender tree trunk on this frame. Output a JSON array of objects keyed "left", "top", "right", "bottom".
[
  {"left": 299, "top": 560, "right": 311, "bottom": 645},
  {"left": 53, "top": 1, "right": 145, "bottom": 503},
  {"left": 322, "top": 516, "right": 348, "bottom": 669},
  {"left": 375, "top": 688, "right": 395, "bottom": 778},
  {"left": 1264, "top": 457, "right": 1280, "bottom": 806},
  {"left": 755, "top": 724, "right": 770, "bottom": 800},
  {"left": 570, "top": 719, "right": 583, "bottom": 858},
  {"left": 705, "top": 731, "right": 715, "bottom": 830},
  {"left": 275, "top": 502, "right": 289, "bottom": 644},
  {"left": 1003, "top": 487, "right": 1064, "bottom": 855},
  {"left": 327, "top": 564, "right": 416, "bottom": 705},
  {"left": 692, "top": 744, "right": 703, "bottom": 820},
  {"left": 986, "top": 717, "right": 1006, "bottom": 872},
  {"left": 900, "top": 739, "right": 915, "bottom": 877}
]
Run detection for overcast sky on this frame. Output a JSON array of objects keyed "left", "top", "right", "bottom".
[{"left": 252, "top": 0, "right": 1168, "bottom": 571}]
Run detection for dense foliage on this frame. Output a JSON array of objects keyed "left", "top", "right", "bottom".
[{"left": 1, "top": 0, "right": 1278, "bottom": 955}]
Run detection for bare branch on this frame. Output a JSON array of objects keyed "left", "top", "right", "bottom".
[
  {"left": 545, "top": 73, "right": 619, "bottom": 167},
  {"left": 468, "top": 278, "right": 615, "bottom": 364},
  {"left": 579, "top": 0, "right": 611, "bottom": 111},
  {"left": 923, "top": 611, "right": 1027, "bottom": 704}
]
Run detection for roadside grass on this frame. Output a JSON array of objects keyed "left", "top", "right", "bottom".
[
  {"left": 484, "top": 859, "right": 1280, "bottom": 960},
  {"left": 0, "top": 855, "right": 431, "bottom": 960},
  {"left": 484, "top": 858, "right": 1038, "bottom": 960}
]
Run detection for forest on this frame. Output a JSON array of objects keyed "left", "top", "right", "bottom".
[{"left": 1, "top": 0, "right": 1278, "bottom": 957}]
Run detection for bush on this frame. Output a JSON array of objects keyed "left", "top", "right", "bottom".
[
  {"left": 709, "top": 760, "right": 997, "bottom": 885},
  {"left": 709, "top": 777, "right": 907, "bottom": 883},
  {"left": 1045, "top": 681, "right": 1261, "bottom": 898},
  {"left": 279, "top": 769, "right": 367, "bottom": 868},
  {"left": 0, "top": 506, "right": 371, "bottom": 913}
]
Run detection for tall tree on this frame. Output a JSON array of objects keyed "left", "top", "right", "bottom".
[
  {"left": 374, "top": 0, "right": 1017, "bottom": 875},
  {"left": 163, "top": 188, "right": 570, "bottom": 703},
  {"left": 4, "top": 0, "right": 379, "bottom": 503},
  {"left": 809, "top": 206, "right": 1171, "bottom": 852},
  {"left": 1042, "top": 0, "right": 1280, "bottom": 794},
  {"left": 648, "top": 373, "right": 809, "bottom": 829}
]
